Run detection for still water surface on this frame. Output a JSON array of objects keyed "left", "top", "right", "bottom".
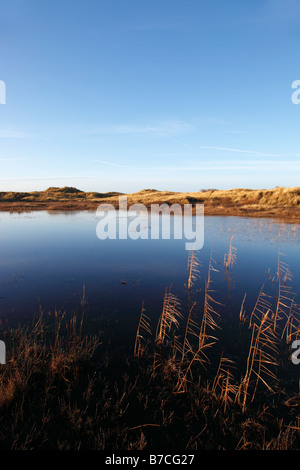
[{"left": 0, "top": 211, "right": 299, "bottom": 348}]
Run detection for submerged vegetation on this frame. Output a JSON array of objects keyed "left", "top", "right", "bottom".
[{"left": 0, "top": 240, "right": 299, "bottom": 450}]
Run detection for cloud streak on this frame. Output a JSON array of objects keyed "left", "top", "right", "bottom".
[
  {"left": 84, "top": 120, "right": 194, "bottom": 137},
  {"left": 83, "top": 159, "right": 300, "bottom": 172},
  {"left": 0, "top": 130, "right": 36, "bottom": 139},
  {"left": 200, "top": 146, "right": 300, "bottom": 157},
  {"left": 88, "top": 159, "right": 125, "bottom": 168},
  {"left": 0, "top": 176, "right": 96, "bottom": 181}
]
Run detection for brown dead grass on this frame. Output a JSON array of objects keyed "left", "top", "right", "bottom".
[{"left": 0, "top": 186, "right": 300, "bottom": 221}]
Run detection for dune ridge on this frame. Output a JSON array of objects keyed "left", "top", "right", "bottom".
[{"left": 0, "top": 186, "right": 299, "bottom": 221}]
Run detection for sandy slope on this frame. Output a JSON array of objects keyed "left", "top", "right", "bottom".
[{"left": 0, "top": 186, "right": 299, "bottom": 222}]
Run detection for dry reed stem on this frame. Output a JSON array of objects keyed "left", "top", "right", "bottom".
[
  {"left": 134, "top": 301, "right": 151, "bottom": 358},
  {"left": 187, "top": 250, "right": 201, "bottom": 291},
  {"left": 224, "top": 236, "right": 237, "bottom": 269},
  {"left": 174, "top": 254, "right": 220, "bottom": 393},
  {"left": 238, "top": 308, "right": 279, "bottom": 413},
  {"left": 155, "top": 288, "right": 182, "bottom": 345}
]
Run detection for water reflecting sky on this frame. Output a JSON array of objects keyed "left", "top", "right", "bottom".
[{"left": 0, "top": 211, "right": 299, "bottom": 339}]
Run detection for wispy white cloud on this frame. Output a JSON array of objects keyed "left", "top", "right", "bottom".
[
  {"left": 128, "top": 159, "right": 300, "bottom": 172},
  {"left": 0, "top": 157, "right": 33, "bottom": 161},
  {"left": 84, "top": 120, "right": 194, "bottom": 137},
  {"left": 0, "top": 176, "right": 96, "bottom": 181},
  {"left": 0, "top": 129, "right": 36, "bottom": 139},
  {"left": 200, "top": 146, "right": 300, "bottom": 157},
  {"left": 88, "top": 159, "right": 125, "bottom": 168},
  {"left": 150, "top": 153, "right": 183, "bottom": 157}
]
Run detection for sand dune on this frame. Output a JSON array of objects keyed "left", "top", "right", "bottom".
[{"left": 0, "top": 186, "right": 299, "bottom": 221}]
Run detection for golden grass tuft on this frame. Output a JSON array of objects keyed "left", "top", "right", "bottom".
[
  {"left": 1, "top": 186, "right": 300, "bottom": 219},
  {"left": 134, "top": 244, "right": 300, "bottom": 429}
]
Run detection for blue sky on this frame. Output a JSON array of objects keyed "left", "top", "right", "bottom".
[{"left": 0, "top": 0, "right": 300, "bottom": 193}]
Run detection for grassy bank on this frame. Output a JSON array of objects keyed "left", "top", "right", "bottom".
[
  {"left": 0, "top": 248, "right": 299, "bottom": 450},
  {"left": 0, "top": 186, "right": 300, "bottom": 222}
]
